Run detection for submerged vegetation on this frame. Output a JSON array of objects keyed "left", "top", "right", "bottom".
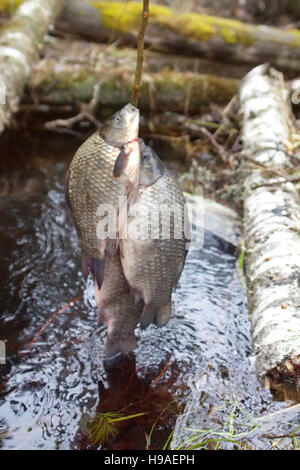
[
  {"left": 171, "top": 400, "right": 300, "bottom": 451},
  {"left": 87, "top": 411, "right": 148, "bottom": 447}
]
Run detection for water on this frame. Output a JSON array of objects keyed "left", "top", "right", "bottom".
[{"left": 0, "top": 134, "right": 299, "bottom": 450}]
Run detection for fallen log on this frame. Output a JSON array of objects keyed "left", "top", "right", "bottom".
[
  {"left": 56, "top": 0, "right": 300, "bottom": 75},
  {"left": 38, "top": 36, "right": 248, "bottom": 80},
  {"left": 0, "top": 0, "right": 64, "bottom": 134},
  {"left": 240, "top": 64, "right": 300, "bottom": 384},
  {"left": 27, "top": 49, "right": 239, "bottom": 113}
]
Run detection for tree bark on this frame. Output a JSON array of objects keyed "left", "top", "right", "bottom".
[
  {"left": 0, "top": 0, "right": 64, "bottom": 134},
  {"left": 36, "top": 36, "right": 250, "bottom": 79},
  {"left": 26, "top": 40, "right": 239, "bottom": 113},
  {"left": 55, "top": 0, "right": 300, "bottom": 75},
  {"left": 240, "top": 64, "right": 300, "bottom": 384}
]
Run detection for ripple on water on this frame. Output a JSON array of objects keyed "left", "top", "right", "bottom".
[{"left": 0, "top": 146, "right": 298, "bottom": 450}]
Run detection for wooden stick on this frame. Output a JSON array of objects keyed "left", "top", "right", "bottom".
[{"left": 130, "top": 0, "right": 149, "bottom": 107}]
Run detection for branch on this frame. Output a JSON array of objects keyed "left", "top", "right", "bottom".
[{"left": 130, "top": 0, "right": 149, "bottom": 107}]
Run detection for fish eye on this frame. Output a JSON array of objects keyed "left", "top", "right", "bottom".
[{"left": 114, "top": 115, "right": 121, "bottom": 123}]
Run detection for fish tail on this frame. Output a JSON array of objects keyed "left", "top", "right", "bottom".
[
  {"left": 139, "top": 303, "right": 159, "bottom": 330},
  {"left": 113, "top": 146, "right": 129, "bottom": 179},
  {"left": 105, "top": 334, "right": 137, "bottom": 358},
  {"left": 81, "top": 252, "right": 105, "bottom": 289},
  {"left": 154, "top": 302, "right": 171, "bottom": 327},
  {"left": 129, "top": 286, "right": 142, "bottom": 304}
]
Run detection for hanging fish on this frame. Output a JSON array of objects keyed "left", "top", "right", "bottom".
[
  {"left": 65, "top": 103, "right": 140, "bottom": 289},
  {"left": 120, "top": 139, "right": 189, "bottom": 329},
  {"left": 93, "top": 139, "right": 165, "bottom": 359}
]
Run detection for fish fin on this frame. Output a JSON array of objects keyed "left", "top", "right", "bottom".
[
  {"left": 113, "top": 146, "right": 129, "bottom": 179},
  {"left": 139, "top": 303, "right": 159, "bottom": 330},
  {"left": 105, "top": 238, "right": 119, "bottom": 257},
  {"left": 91, "top": 258, "right": 105, "bottom": 289},
  {"left": 154, "top": 302, "right": 171, "bottom": 327},
  {"left": 105, "top": 334, "right": 137, "bottom": 358},
  {"left": 81, "top": 251, "right": 90, "bottom": 280},
  {"left": 129, "top": 286, "right": 142, "bottom": 304},
  {"left": 81, "top": 252, "right": 105, "bottom": 289}
]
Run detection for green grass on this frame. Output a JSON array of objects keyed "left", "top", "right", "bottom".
[
  {"left": 169, "top": 399, "right": 300, "bottom": 450},
  {"left": 87, "top": 411, "right": 147, "bottom": 447}
]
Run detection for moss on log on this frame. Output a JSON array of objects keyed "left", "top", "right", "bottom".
[
  {"left": 0, "top": 0, "right": 64, "bottom": 134},
  {"left": 28, "top": 44, "right": 239, "bottom": 112},
  {"left": 240, "top": 64, "right": 300, "bottom": 384},
  {"left": 57, "top": 0, "right": 300, "bottom": 74},
  {"left": 0, "top": 0, "right": 23, "bottom": 12}
]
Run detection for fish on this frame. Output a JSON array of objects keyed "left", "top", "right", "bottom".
[
  {"left": 94, "top": 250, "right": 143, "bottom": 360},
  {"left": 120, "top": 139, "right": 189, "bottom": 330},
  {"left": 93, "top": 139, "right": 165, "bottom": 360},
  {"left": 65, "top": 103, "right": 140, "bottom": 289}
]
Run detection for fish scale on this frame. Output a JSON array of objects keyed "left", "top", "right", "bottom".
[
  {"left": 120, "top": 144, "right": 188, "bottom": 330},
  {"left": 94, "top": 251, "right": 143, "bottom": 358},
  {"left": 65, "top": 103, "right": 142, "bottom": 359},
  {"left": 68, "top": 131, "right": 125, "bottom": 259}
]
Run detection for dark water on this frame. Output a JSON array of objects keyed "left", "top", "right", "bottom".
[{"left": 0, "top": 135, "right": 299, "bottom": 450}]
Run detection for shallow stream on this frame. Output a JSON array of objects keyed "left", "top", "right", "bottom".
[{"left": 0, "top": 135, "right": 299, "bottom": 450}]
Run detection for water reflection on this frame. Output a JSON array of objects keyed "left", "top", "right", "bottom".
[{"left": 0, "top": 134, "right": 299, "bottom": 450}]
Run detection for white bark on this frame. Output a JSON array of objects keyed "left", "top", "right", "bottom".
[
  {"left": 240, "top": 64, "right": 300, "bottom": 383},
  {"left": 0, "top": 0, "right": 64, "bottom": 134}
]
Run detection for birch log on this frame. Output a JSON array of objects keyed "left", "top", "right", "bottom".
[
  {"left": 240, "top": 64, "right": 300, "bottom": 384},
  {"left": 0, "top": 0, "right": 64, "bottom": 134},
  {"left": 56, "top": 0, "right": 300, "bottom": 74}
]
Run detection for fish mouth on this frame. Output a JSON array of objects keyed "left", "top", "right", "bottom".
[
  {"left": 122, "top": 103, "right": 139, "bottom": 141},
  {"left": 123, "top": 103, "right": 139, "bottom": 127},
  {"left": 123, "top": 103, "right": 139, "bottom": 115}
]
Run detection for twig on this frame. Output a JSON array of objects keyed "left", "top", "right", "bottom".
[
  {"left": 44, "top": 83, "right": 101, "bottom": 130},
  {"left": 143, "top": 133, "right": 189, "bottom": 142},
  {"left": 199, "top": 127, "right": 228, "bottom": 163},
  {"left": 262, "top": 433, "right": 300, "bottom": 440},
  {"left": 20, "top": 295, "right": 82, "bottom": 359},
  {"left": 130, "top": 0, "right": 150, "bottom": 107},
  {"left": 150, "top": 358, "right": 172, "bottom": 388}
]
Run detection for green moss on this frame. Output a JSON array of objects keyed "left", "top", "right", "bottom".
[
  {"left": 287, "top": 28, "right": 300, "bottom": 48},
  {"left": 173, "top": 13, "right": 214, "bottom": 41},
  {"left": 89, "top": 0, "right": 172, "bottom": 33},
  {"left": 0, "top": 0, "right": 23, "bottom": 13},
  {"left": 89, "top": 0, "right": 142, "bottom": 32},
  {"left": 171, "top": 12, "right": 255, "bottom": 45},
  {"left": 88, "top": 2, "right": 256, "bottom": 46},
  {"left": 88, "top": 1, "right": 300, "bottom": 50},
  {"left": 210, "top": 16, "right": 255, "bottom": 46}
]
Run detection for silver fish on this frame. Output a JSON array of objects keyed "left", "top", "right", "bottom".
[
  {"left": 120, "top": 139, "right": 189, "bottom": 329},
  {"left": 94, "top": 251, "right": 143, "bottom": 359},
  {"left": 65, "top": 103, "right": 140, "bottom": 288},
  {"left": 93, "top": 139, "right": 165, "bottom": 358}
]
